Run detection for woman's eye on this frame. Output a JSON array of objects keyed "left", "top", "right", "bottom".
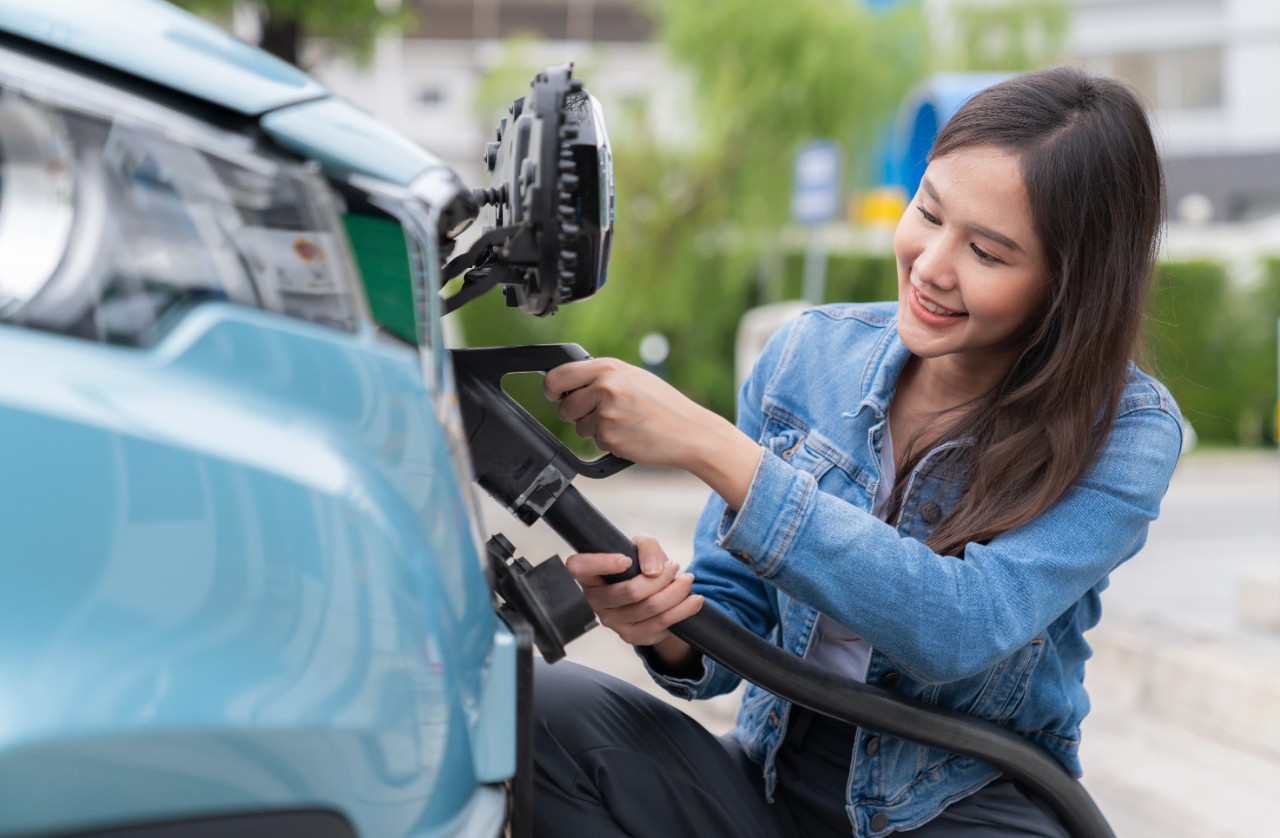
[
  {"left": 916, "top": 204, "right": 941, "bottom": 225},
  {"left": 970, "top": 243, "right": 1004, "bottom": 264}
]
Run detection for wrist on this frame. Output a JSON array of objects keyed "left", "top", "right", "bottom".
[
  {"left": 686, "top": 415, "right": 762, "bottom": 512},
  {"left": 649, "top": 635, "right": 702, "bottom": 678}
]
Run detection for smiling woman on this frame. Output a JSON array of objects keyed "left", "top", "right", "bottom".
[
  {"left": 527, "top": 66, "right": 1181, "bottom": 838},
  {"left": 893, "top": 146, "right": 1051, "bottom": 394},
  {"left": 890, "top": 68, "right": 1168, "bottom": 556}
]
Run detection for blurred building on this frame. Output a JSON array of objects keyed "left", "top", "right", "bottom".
[
  {"left": 311, "top": 0, "right": 1280, "bottom": 233},
  {"left": 312, "top": 0, "right": 681, "bottom": 187},
  {"left": 1071, "top": 0, "right": 1280, "bottom": 226}
]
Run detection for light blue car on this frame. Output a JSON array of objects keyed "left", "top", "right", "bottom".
[
  {"left": 0, "top": 0, "right": 600, "bottom": 834},
  {"left": 0, "top": 3, "right": 1122, "bottom": 836}
]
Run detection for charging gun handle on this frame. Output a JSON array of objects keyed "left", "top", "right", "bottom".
[{"left": 453, "top": 344, "right": 632, "bottom": 526}]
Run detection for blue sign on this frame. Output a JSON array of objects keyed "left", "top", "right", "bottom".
[{"left": 791, "top": 140, "right": 842, "bottom": 226}]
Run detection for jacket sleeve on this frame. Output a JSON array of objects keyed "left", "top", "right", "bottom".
[
  {"left": 638, "top": 316, "right": 799, "bottom": 699},
  {"left": 715, "top": 383, "right": 1184, "bottom": 685}
]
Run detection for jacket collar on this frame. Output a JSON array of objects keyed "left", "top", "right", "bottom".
[{"left": 857, "top": 317, "right": 912, "bottom": 420}]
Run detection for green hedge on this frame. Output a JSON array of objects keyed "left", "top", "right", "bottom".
[
  {"left": 454, "top": 254, "right": 1280, "bottom": 448},
  {"left": 1145, "top": 260, "right": 1279, "bottom": 446},
  {"left": 778, "top": 251, "right": 899, "bottom": 303}
]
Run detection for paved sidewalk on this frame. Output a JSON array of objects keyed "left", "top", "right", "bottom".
[{"left": 483, "top": 448, "right": 1280, "bottom": 836}]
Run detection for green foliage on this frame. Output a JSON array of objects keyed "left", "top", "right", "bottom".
[
  {"left": 458, "top": 0, "right": 928, "bottom": 441},
  {"left": 778, "top": 252, "right": 899, "bottom": 303},
  {"left": 1238, "top": 261, "right": 1280, "bottom": 444},
  {"left": 1144, "top": 261, "right": 1232, "bottom": 441},
  {"left": 1143, "top": 260, "right": 1280, "bottom": 446},
  {"left": 171, "top": 0, "right": 413, "bottom": 66},
  {"left": 473, "top": 36, "right": 597, "bottom": 127},
  {"left": 657, "top": 0, "right": 928, "bottom": 232},
  {"left": 946, "top": 0, "right": 1070, "bottom": 72}
]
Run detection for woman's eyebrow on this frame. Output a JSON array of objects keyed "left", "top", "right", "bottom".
[{"left": 921, "top": 176, "right": 1024, "bottom": 254}]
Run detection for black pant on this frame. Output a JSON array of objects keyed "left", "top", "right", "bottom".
[{"left": 531, "top": 660, "right": 1070, "bottom": 837}]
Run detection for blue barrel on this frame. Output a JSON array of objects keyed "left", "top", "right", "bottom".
[{"left": 885, "top": 72, "right": 1013, "bottom": 199}]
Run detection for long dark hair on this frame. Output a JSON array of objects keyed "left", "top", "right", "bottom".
[{"left": 897, "top": 66, "right": 1165, "bottom": 556}]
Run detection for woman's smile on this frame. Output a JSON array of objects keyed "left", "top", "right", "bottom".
[
  {"left": 908, "top": 288, "right": 968, "bottom": 325},
  {"left": 893, "top": 145, "right": 1050, "bottom": 389}
]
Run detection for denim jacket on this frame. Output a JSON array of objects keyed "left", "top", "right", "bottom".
[{"left": 642, "top": 302, "right": 1183, "bottom": 836}]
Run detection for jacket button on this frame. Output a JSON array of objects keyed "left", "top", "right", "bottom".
[
  {"left": 865, "top": 735, "right": 880, "bottom": 756},
  {"left": 870, "top": 812, "right": 889, "bottom": 831},
  {"left": 920, "top": 501, "right": 942, "bottom": 524},
  {"left": 881, "top": 671, "right": 900, "bottom": 688}
]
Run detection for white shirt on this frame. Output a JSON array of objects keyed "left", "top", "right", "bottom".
[{"left": 802, "top": 420, "right": 895, "bottom": 681}]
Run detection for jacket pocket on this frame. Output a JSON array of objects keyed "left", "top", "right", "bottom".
[
  {"left": 762, "top": 425, "right": 838, "bottom": 483},
  {"left": 964, "top": 638, "right": 1046, "bottom": 721}
]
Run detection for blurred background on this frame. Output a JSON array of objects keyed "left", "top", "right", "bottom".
[
  {"left": 174, "top": 0, "right": 1280, "bottom": 455},
  {"left": 174, "top": 3, "right": 1279, "bottom": 834}
]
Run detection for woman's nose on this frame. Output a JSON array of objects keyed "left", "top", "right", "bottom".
[{"left": 913, "top": 237, "right": 958, "bottom": 290}]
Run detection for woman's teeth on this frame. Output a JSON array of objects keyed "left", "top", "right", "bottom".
[{"left": 919, "top": 293, "right": 965, "bottom": 316}]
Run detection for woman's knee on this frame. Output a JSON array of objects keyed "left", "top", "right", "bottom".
[{"left": 533, "top": 660, "right": 629, "bottom": 747}]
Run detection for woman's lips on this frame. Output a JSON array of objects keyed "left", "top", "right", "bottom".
[{"left": 908, "top": 288, "right": 968, "bottom": 327}]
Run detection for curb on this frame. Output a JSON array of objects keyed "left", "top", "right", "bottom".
[{"left": 1087, "top": 614, "right": 1280, "bottom": 763}]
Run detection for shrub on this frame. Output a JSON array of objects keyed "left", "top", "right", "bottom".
[{"left": 1144, "top": 259, "right": 1279, "bottom": 446}]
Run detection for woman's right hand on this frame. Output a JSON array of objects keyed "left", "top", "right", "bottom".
[{"left": 565, "top": 534, "right": 705, "bottom": 648}]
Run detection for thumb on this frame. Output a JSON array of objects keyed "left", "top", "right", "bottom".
[{"left": 634, "top": 534, "right": 668, "bottom": 577}]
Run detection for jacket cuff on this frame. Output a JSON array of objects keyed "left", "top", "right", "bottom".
[
  {"left": 716, "top": 449, "right": 817, "bottom": 577},
  {"left": 634, "top": 644, "right": 716, "bottom": 699}
]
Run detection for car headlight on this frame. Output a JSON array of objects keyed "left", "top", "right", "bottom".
[{"left": 0, "top": 46, "right": 365, "bottom": 345}]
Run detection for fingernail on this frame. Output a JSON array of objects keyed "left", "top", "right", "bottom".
[
  {"left": 616, "top": 555, "right": 632, "bottom": 570},
  {"left": 641, "top": 555, "right": 661, "bottom": 576}
]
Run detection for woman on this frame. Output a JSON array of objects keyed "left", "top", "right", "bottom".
[{"left": 532, "top": 67, "right": 1183, "bottom": 836}]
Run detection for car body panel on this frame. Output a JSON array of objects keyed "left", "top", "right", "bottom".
[
  {"left": 262, "top": 97, "right": 453, "bottom": 188},
  {"left": 0, "top": 305, "right": 510, "bottom": 835},
  {"left": 0, "top": 0, "right": 326, "bottom": 115}
]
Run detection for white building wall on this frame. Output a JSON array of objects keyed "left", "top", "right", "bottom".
[
  {"left": 1070, "top": 0, "right": 1280, "bottom": 157},
  {"left": 312, "top": 37, "right": 691, "bottom": 190}
]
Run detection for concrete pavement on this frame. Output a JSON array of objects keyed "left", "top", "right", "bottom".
[{"left": 481, "top": 448, "right": 1280, "bottom": 836}]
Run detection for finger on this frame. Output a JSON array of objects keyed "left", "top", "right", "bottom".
[
  {"left": 574, "top": 413, "right": 600, "bottom": 443},
  {"left": 543, "top": 359, "right": 606, "bottom": 401},
  {"left": 619, "top": 592, "right": 705, "bottom": 646},
  {"left": 589, "top": 560, "right": 679, "bottom": 609},
  {"left": 605, "top": 572, "right": 696, "bottom": 624},
  {"left": 564, "top": 552, "right": 635, "bottom": 586},
  {"left": 555, "top": 386, "right": 598, "bottom": 424},
  {"left": 633, "top": 535, "right": 668, "bottom": 577}
]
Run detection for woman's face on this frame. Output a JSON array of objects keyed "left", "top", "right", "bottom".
[{"left": 893, "top": 145, "right": 1050, "bottom": 382}]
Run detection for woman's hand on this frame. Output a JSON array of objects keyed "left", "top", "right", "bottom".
[
  {"left": 543, "top": 358, "right": 714, "bottom": 470},
  {"left": 566, "top": 535, "right": 704, "bottom": 649},
  {"left": 543, "top": 358, "right": 763, "bottom": 510}
]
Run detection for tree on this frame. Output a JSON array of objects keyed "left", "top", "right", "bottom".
[
  {"left": 460, "top": 0, "right": 928, "bottom": 426},
  {"left": 171, "top": 0, "right": 414, "bottom": 68},
  {"left": 945, "top": 0, "right": 1070, "bottom": 72}
]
